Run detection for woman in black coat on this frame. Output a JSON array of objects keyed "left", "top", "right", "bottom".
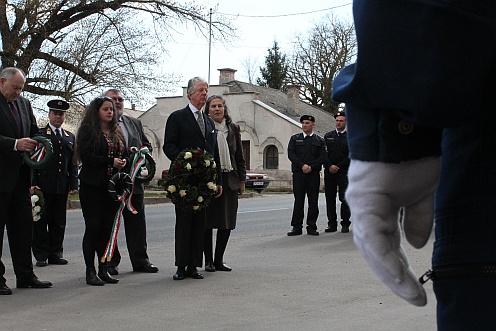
[
  {"left": 204, "top": 95, "right": 246, "bottom": 272},
  {"left": 76, "top": 96, "right": 127, "bottom": 286}
]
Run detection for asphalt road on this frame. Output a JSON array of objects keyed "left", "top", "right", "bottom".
[{"left": 1, "top": 193, "right": 437, "bottom": 330}]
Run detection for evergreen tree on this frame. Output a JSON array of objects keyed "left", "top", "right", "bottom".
[{"left": 257, "top": 41, "right": 288, "bottom": 90}]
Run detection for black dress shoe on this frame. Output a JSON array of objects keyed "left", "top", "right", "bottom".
[
  {"left": 186, "top": 267, "right": 204, "bottom": 279},
  {"left": 48, "top": 258, "right": 68, "bottom": 265},
  {"left": 36, "top": 260, "right": 48, "bottom": 267},
  {"left": 287, "top": 228, "right": 302, "bottom": 236},
  {"left": 214, "top": 262, "right": 232, "bottom": 272},
  {"left": 205, "top": 261, "right": 216, "bottom": 272},
  {"left": 341, "top": 226, "right": 350, "bottom": 233},
  {"left": 133, "top": 264, "right": 159, "bottom": 273},
  {"left": 107, "top": 266, "right": 119, "bottom": 275},
  {"left": 307, "top": 230, "right": 319, "bottom": 236},
  {"left": 324, "top": 226, "right": 337, "bottom": 233},
  {"left": 173, "top": 268, "right": 185, "bottom": 280},
  {"left": 0, "top": 284, "right": 12, "bottom": 295},
  {"left": 17, "top": 277, "right": 52, "bottom": 288}
]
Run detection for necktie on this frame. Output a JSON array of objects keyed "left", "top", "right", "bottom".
[
  {"left": 8, "top": 102, "right": 22, "bottom": 134},
  {"left": 197, "top": 110, "right": 205, "bottom": 136},
  {"left": 55, "top": 128, "right": 62, "bottom": 140}
]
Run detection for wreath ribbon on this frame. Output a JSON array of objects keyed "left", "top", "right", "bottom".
[
  {"left": 24, "top": 136, "right": 53, "bottom": 169},
  {"left": 102, "top": 147, "right": 156, "bottom": 262}
]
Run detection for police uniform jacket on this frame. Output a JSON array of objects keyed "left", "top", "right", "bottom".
[
  {"left": 324, "top": 130, "right": 350, "bottom": 173},
  {"left": 288, "top": 132, "right": 326, "bottom": 173},
  {"left": 33, "top": 125, "right": 78, "bottom": 195}
]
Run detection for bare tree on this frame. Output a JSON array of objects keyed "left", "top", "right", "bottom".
[
  {"left": 240, "top": 55, "right": 259, "bottom": 84},
  {"left": 0, "top": 1, "right": 236, "bottom": 108},
  {"left": 287, "top": 15, "right": 356, "bottom": 114}
]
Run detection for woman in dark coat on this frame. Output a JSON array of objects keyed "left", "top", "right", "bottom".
[
  {"left": 76, "top": 96, "right": 127, "bottom": 286},
  {"left": 204, "top": 95, "right": 246, "bottom": 272}
]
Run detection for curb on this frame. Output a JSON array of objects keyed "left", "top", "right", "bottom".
[{"left": 67, "top": 192, "right": 255, "bottom": 210}]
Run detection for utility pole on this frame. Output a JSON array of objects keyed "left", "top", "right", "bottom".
[{"left": 208, "top": 8, "right": 212, "bottom": 85}]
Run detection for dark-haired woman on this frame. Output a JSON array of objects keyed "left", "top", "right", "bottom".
[
  {"left": 204, "top": 95, "right": 246, "bottom": 272},
  {"left": 76, "top": 96, "right": 127, "bottom": 286}
]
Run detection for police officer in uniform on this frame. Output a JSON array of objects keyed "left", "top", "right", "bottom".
[
  {"left": 287, "top": 115, "right": 327, "bottom": 236},
  {"left": 32, "top": 99, "right": 78, "bottom": 266},
  {"left": 323, "top": 111, "right": 351, "bottom": 233}
]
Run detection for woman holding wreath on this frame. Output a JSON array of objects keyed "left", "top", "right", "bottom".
[
  {"left": 204, "top": 95, "right": 246, "bottom": 272},
  {"left": 76, "top": 96, "right": 127, "bottom": 286}
]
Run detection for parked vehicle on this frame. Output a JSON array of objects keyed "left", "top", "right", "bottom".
[{"left": 245, "top": 170, "right": 270, "bottom": 193}]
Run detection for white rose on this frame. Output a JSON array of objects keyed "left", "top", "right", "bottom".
[
  {"left": 34, "top": 206, "right": 41, "bottom": 213},
  {"left": 185, "top": 163, "right": 192, "bottom": 170},
  {"left": 205, "top": 160, "right": 210, "bottom": 167},
  {"left": 31, "top": 195, "right": 39, "bottom": 205},
  {"left": 179, "top": 190, "right": 187, "bottom": 197},
  {"left": 212, "top": 161, "right": 216, "bottom": 169},
  {"left": 184, "top": 152, "right": 192, "bottom": 159},
  {"left": 197, "top": 196, "right": 204, "bottom": 203},
  {"left": 33, "top": 215, "right": 41, "bottom": 222},
  {"left": 193, "top": 205, "right": 200, "bottom": 211},
  {"left": 167, "top": 185, "right": 176, "bottom": 193},
  {"left": 207, "top": 182, "right": 216, "bottom": 190}
]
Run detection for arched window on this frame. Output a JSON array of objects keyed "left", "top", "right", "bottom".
[{"left": 264, "top": 145, "right": 278, "bottom": 169}]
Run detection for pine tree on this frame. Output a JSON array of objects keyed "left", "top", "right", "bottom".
[{"left": 257, "top": 41, "right": 288, "bottom": 90}]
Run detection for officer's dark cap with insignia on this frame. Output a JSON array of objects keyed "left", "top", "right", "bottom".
[
  {"left": 47, "top": 99, "right": 70, "bottom": 112},
  {"left": 334, "top": 111, "right": 346, "bottom": 119},
  {"left": 300, "top": 115, "right": 315, "bottom": 123}
]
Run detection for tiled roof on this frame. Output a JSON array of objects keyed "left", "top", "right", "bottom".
[{"left": 225, "top": 80, "right": 336, "bottom": 136}]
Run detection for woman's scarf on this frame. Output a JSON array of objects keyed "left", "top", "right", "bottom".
[{"left": 214, "top": 119, "right": 233, "bottom": 172}]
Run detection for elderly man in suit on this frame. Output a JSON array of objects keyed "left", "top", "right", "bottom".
[
  {"left": 32, "top": 99, "right": 78, "bottom": 267},
  {"left": 0, "top": 67, "right": 52, "bottom": 295},
  {"left": 103, "top": 88, "right": 159, "bottom": 275},
  {"left": 163, "top": 77, "right": 222, "bottom": 281}
]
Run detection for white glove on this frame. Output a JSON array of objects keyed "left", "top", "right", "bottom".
[{"left": 346, "top": 157, "right": 440, "bottom": 306}]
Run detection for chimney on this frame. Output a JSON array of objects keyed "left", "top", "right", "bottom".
[
  {"left": 218, "top": 68, "right": 237, "bottom": 84},
  {"left": 286, "top": 84, "right": 299, "bottom": 112}
]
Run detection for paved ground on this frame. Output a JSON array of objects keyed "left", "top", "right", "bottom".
[{"left": 1, "top": 201, "right": 437, "bottom": 331}]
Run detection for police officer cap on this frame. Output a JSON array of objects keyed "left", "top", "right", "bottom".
[
  {"left": 47, "top": 99, "right": 70, "bottom": 112},
  {"left": 300, "top": 115, "right": 315, "bottom": 123},
  {"left": 334, "top": 111, "right": 346, "bottom": 119}
]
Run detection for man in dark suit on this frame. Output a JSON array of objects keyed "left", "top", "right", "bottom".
[
  {"left": 32, "top": 100, "right": 78, "bottom": 267},
  {"left": 104, "top": 89, "right": 158, "bottom": 274},
  {"left": 323, "top": 111, "right": 351, "bottom": 233},
  {"left": 0, "top": 67, "right": 52, "bottom": 295},
  {"left": 163, "top": 77, "right": 222, "bottom": 281}
]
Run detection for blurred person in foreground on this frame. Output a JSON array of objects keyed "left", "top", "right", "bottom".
[
  {"left": 204, "top": 95, "right": 245, "bottom": 273},
  {"left": 332, "top": 1, "right": 496, "bottom": 329}
]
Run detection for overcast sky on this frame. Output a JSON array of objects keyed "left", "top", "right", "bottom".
[{"left": 160, "top": 0, "right": 353, "bottom": 96}]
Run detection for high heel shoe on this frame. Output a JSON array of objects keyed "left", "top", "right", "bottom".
[
  {"left": 86, "top": 267, "right": 105, "bottom": 286},
  {"left": 98, "top": 264, "right": 119, "bottom": 284}
]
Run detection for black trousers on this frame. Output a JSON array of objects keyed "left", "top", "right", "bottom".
[
  {"left": 0, "top": 165, "right": 36, "bottom": 284},
  {"left": 290, "top": 171, "right": 320, "bottom": 231},
  {"left": 324, "top": 171, "right": 351, "bottom": 227},
  {"left": 174, "top": 205, "right": 205, "bottom": 268},
  {"left": 32, "top": 193, "right": 69, "bottom": 261},
  {"left": 79, "top": 183, "right": 119, "bottom": 269},
  {"left": 109, "top": 194, "right": 150, "bottom": 269}
]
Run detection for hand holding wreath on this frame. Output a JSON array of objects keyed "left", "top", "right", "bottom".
[{"left": 164, "top": 147, "right": 218, "bottom": 211}]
